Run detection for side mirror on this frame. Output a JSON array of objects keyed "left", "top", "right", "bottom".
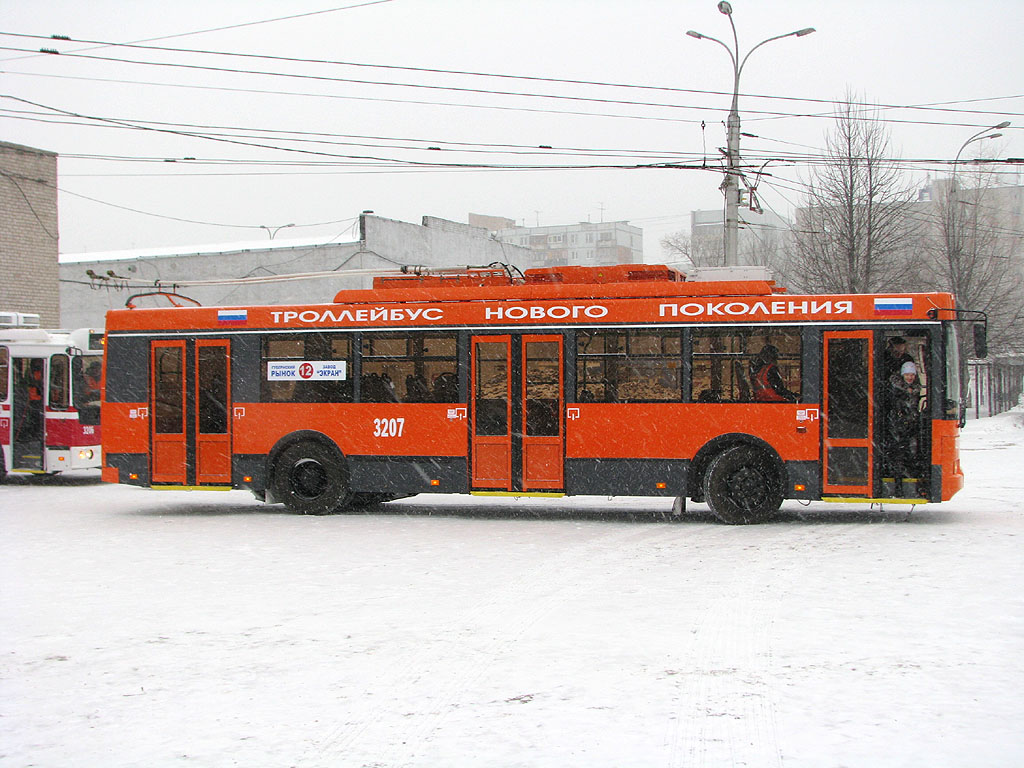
[{"left": 973, "top": 324, "right": 988, "bottom": 358}]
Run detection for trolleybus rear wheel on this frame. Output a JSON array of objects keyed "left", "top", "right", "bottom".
[
  {"left": 272, "top": 441, "right": 352, "bottom": 515},
  {"left": 702, "top": 445, "right": 783, "bottom": 525}
]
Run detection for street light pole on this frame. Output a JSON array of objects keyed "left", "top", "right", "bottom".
[
  {"left": 947, "top": 121, "right": 1009, "bottom": 301},
  {"left": 260, "top": 223, "right": 296, "bottom": 239},
  {"left": 952, "top": 121, "right": 1009, "bottom": 195},
  {"left": 687, "top": 2, "right": 814, "bottom": 267},
  {"left": 946, "top": 122, "right": 1009, "bottom": 401}
]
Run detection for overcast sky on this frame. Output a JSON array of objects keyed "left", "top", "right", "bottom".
[{"left": 2, "top": 0, "right": 1021, "bottom": 263}]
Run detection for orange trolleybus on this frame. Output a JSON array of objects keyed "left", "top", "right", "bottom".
[{"left": 100, "top": 264, "right": 981, "bottom": 523}]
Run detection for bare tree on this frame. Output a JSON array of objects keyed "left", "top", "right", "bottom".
[
  {"left": 660, "top": 229, "right": 721, "bottom": 269},
  {"left": 924, "top": 169, "right": 1024, "bottom": 355},
  {"left": 792, "top": 92, "right": 921, "bottom": 293},
  {"left": 660, "top": 222, "right": 790, "bottom": 280}
]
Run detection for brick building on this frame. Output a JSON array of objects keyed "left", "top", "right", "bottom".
[{"left": 0, "top": 142, "right": 60, "bottom": 326}]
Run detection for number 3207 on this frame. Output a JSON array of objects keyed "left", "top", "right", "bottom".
[{"left": 373, "top": 417, "right": 405, "bottom": 437}]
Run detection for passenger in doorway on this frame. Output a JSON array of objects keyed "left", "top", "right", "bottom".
[
  {"left": 751, "top": 344, "right": 798, "bottom": 403},
  {"left": 83, "top": 362, "right": 102, "bottom": 407},
  {"left": 14, "top": 361, "right": 45, "bottom": 447},
  {"left": 886, "top": 361, "right": 923, "bottom": 492},
  {"left": 885, "top": 336, "right": 915, "bottom": 380},
  {"left": 26, "top": 361, "right": 44, "bottom": 402}
]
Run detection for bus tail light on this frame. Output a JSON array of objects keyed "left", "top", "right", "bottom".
[
  {"left": 794, "top": 484, "right": 806, "bottom": 492},
  {"left": 431, "top": 479, "right": 440, "bottom": 486},
  {"left": 655, "top": 482, "right": 667, "bottom": 489}
]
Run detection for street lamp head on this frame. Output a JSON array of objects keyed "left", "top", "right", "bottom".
[
  {"left": 717, "top": 1, "right": 733, "bottom": 15},
  {"left": 994, "top": 121, "right": 1011, "bottom": 130},
  {"left": 795, "top": 27, "right": 816, "bottom": 36},
  {"left": 686, "top": 29, "right": 704, "bottom": 39}
]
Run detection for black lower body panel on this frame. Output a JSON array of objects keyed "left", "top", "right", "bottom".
[
  {"left": 565, "top": 458, "right": 687, "bottom": 497},
  {"left": 105, "top": 453, "right": 149, "bottom": 486},
  {"left": 348, "top": 456, "right": 467, "bottom": 495}
]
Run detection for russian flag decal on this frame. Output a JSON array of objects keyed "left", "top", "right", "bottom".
[
  {"left": 874, "top": 297, "right": 913, "bottom": 316},
  {"left": 218, "top": 309, "right": 248, "bottom": 324}
]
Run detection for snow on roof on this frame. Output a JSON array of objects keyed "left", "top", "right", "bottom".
[{"left": 59, "top": 235, "right": 359, "bottom": 264}]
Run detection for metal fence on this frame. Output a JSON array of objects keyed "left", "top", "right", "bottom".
[{"left": 967, "top": 357, "right": 1024, "bottom": 418}]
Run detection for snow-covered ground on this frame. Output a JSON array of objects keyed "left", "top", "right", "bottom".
[{"left": 3, "top": 411, "right": 1023, "bottom": 767}]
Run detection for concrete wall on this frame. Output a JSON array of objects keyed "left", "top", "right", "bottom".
[
  {"left": 60, "top": 240, "right": 367, "bottom": 329},
  {"left": 0, "top": 142, "right": 60, "bottom": 326},
  {"left": 59, "top": 214, "right": 533, "bottom": 328}
]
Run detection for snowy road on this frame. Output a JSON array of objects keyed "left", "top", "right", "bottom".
[{"left": 2, "top": 411, "right": 1023, "bottom": 767}]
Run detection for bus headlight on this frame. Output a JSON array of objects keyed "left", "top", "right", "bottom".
[{"left": 79, "top": 449, "right": 94, "bottom": 460}]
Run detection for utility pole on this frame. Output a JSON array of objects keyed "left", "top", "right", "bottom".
[{"left": 688, "top": 2, "right": 814, "bottom": 266}]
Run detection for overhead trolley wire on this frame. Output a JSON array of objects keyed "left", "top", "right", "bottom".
[
  {"left": 1, "top": 97, "right": 1018, "bottom": 174},
  {"left": 0, "top": 2, "right": 395, "bottom": 62},
  {"left": 3, "top": 30, "right": 1021, "bottom": 122}
]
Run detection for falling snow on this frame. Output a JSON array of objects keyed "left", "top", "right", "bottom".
[{"left": 2, "top": 409, "right": 1023, "bottom": 767}]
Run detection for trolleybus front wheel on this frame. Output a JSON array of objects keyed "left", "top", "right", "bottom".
[
  {"left": 702, "top": 445, "right": 783, "bottom": 525},
  {"left": 272, "top": 441, "right": 352, "bottom": 515}
]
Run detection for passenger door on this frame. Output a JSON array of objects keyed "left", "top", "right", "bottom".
[
  {"left": 822, "top": 331, "right": 874, "bottom": 496},
  {"left": 11, "top": 357, "right": 46, "bottom": 471},
  {"left": 150, "top": 339, "right": 232, "bottom": 486},
  {"left": 469, "top": 335, "right": 565, "bottom": 493}
]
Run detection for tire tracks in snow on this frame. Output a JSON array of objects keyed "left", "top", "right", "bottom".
[
  {"left": 300, "top": 520, "right": 682, "bottom": 767},
  {"left": 666, "top": 523, "right": 827, "bottom": 768},
  {"left": 665, "top": 513, "right": 916, "bottom": 767}
]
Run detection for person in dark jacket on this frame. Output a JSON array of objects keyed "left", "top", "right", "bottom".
[
  {"left": 885, "top": 360, "right": 923, "bottom": 493},
  {"left": 885, "top": 336, "right": 915, "bottom": 380},
  {"left": 750, "top": 344, "right": 798, "bottom": 403}
]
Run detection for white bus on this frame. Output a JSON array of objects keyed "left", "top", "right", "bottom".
[{"left": 1, "top": 316, "right": 104, "bottom": 481}]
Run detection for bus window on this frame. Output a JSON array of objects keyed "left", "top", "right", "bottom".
[
  {"left": 576, "top": 330, "right": 682, "bottom": 403},
  {"left": 49, "top": 354, "right": 70, "bottom": 410},
  {"left": 72, "top": 355, "right": 103, "bottom": 425},
  {"left": 154, "top": 346, "right": 184, "bottom": 434},
  {"left": 261, "top": 333, "right": 353, "bottom": 403},
  {"left": 0, "top": 347, "right": 8, "bottom": 400},
  {"left": 691, "top": 329, "right": 801, "bottom": 403},
  {"left": 197, "top": 345, "right": 228, "bottom": 434},
  {"left": 360, "top": 333, "right": 458, "bottom": 403},
  {"left": 944, "top": 324, "right": 961, "bottom": 419},
  {"left": 475, "top": 341, "right": 508, "bottom": 436},
  {"left": 525, "top": 340, "right": 560, "bottom": 436}
]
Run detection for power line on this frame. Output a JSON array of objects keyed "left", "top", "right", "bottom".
[
  {"left": 5, "top": 65, "right": 1020, "bottom": 136},
  {"left": 0, "top": 170, "right": 59, "bottom": 239},
  {"left": 55, "top": 182, "right": 360, "bottom": 231},
  {"left": 0, "top": 2, "right": 394, "bottom": 63},
  {"left": 4, "top": 30, "right": 1022, "bottom": 122},
  {"left": 0, "top": 43, "right": 833, "bottom": 119},
  {"left": 2, "top": 97, "right": 1019, "bottom": 175},
  {"left": 0, "top": 70, "right": 706, "bottom": 125},
  {"left": 0, "top": 94, "right": 719, "bottom": 171},
  {"left": 0, "top": 107, "right": 699, "bottom": 160}
]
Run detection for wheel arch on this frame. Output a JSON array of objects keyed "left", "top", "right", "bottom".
[
  {"left": 689, "top": 433, "right": 786, "bottom": 500},
  {"left": 264, "top": 430, "right": 347, "bottom": 504}
]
